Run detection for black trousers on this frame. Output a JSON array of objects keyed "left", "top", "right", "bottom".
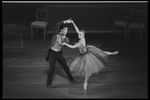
[{"left": 47, "top": 49, "right": 74, "bottom": 86}]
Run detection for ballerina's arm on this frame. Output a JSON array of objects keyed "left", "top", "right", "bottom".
[
  {"left": 62, "top": 42, "right": 77, "bottom": 49},
  {"left": 71, "top": 20, "right": 80, "bottom": 34}
]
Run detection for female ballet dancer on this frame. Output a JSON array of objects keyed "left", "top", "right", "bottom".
[{"left": 62, "top": 20, "right": 119, "bottom": 90}]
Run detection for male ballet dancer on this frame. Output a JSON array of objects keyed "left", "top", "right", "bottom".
[{"left": 46, "top": 18, "right": 77, "bottom": 88}]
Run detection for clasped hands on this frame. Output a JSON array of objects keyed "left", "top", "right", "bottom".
[
  {"left": 61, "top": 42, "right": 67, "bottom": 46},
  {"left": 57, "top": 42, "right": 67, "bottom": 46},
  {"left": 64, "top": 18, "right": 74, "bottom": 24},
  {"left": 62, "top": 42, "right": 76, "bottom": 46}
]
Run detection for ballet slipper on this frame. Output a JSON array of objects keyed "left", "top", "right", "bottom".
[
  {"left": 113, "top": 51, "right": 119, "bottom": 55},
  {"left": 84, "top": 82, "right": 88, "bottom": 90}
]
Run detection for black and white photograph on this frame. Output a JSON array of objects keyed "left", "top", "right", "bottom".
[{"left": 2, "top": 1, "right": 148, "bottom": 99}]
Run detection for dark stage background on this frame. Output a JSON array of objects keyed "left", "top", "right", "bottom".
[{"left": 2, "top": 3, "right": 148, "bottom": 32}]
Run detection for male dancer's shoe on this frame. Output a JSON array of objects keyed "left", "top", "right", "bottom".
[
  {"left": 69, "top": 80, "right": 78, "bottom": 84},
  {"left": 47, "top": 85, "right": 53, "bottom": 89}
]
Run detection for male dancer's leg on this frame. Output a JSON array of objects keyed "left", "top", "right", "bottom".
[
  {"left": 56, "top": 53, "right": 74, "bottom": 81},
  {"left": 47, "top": 52, "right": 56, "bottom": 86}
]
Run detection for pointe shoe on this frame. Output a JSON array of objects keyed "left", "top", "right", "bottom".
[
  {"left": 84, "top": 82, "right": 88, "bottom": 90},
  {"left": 113, "top": 51, "right": 119, "bottom": 55}
]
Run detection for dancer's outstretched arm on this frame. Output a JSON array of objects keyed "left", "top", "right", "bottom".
[
  {"left": 62, "top": 42, "right": 77, "bottom": 49},
  {"left": 71, "top": 20, "right": 80, "bottom": 34}
]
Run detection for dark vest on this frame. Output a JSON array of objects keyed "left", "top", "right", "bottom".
[{"left": 48, "top": 34, "right": 69, "bottom": 51}]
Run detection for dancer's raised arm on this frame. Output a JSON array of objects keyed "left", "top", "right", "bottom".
[{"left": 71, "top": 20, "right": 80, "bottom": 34}]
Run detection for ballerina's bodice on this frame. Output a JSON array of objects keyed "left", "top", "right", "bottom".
[{"left": 76, "top": 41, "right": 87, "bottom": 54}]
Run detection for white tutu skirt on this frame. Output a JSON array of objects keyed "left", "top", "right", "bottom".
[{"left": 68, "top": 45, "right": 108, "bottom": 77}]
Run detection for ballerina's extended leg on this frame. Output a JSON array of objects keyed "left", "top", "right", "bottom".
[{"left": 103, "top": 51, "right": 119, "bottom": 55}]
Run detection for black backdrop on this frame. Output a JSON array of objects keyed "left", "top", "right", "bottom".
[{"left": 3, "top": 3, "right": 147, "bottom": 31}]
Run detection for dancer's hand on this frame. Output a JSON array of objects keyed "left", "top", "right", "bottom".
[
  {"left": 64, "top": 18, "right": 72, "bottom": 24},
  {"left": 74, "top": 43, "right": 77, "bottom": 45},
  {"left": 62, "top": 42, "right": 67, "bottom": 45},
  {"left": 70, "top": 20, "right": 74, "bottom": 23}
]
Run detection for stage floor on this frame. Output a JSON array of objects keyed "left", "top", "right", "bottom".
[{"left": 3, "top": 22, "right": 148, "bottom": 99}]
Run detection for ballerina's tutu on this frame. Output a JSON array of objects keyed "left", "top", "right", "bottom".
[{"left": 68, "top": 45, "right": 108, "bottom": 77}]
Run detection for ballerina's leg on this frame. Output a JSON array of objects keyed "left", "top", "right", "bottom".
[
  {"left": 84, "top": 75, "right": 89, "bottom": 90},
  {"left": 103, "top": 51, "right": 119, "bottom": 55}
]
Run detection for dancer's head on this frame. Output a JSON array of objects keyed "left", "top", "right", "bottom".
[
  {"left": 78, "top": 30, "right": 85, "bottom": 39},
  {"left": 59, "top": 24, "right": 68, "bottom": 35}
]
